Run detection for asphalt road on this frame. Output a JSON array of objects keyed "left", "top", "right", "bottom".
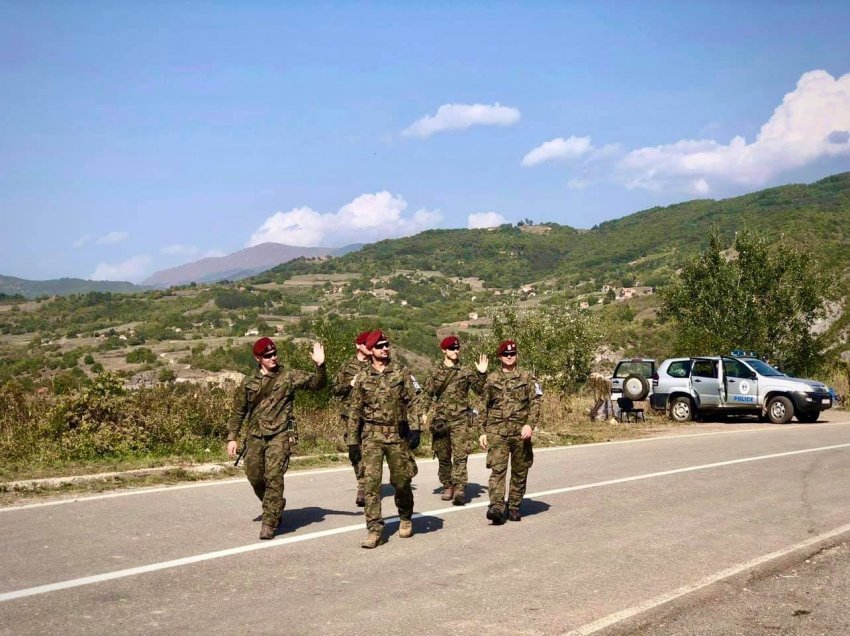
[{"left": 2, "top": 414, "right": 850, "bottom": 635}]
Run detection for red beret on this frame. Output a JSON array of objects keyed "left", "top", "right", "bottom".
[
  {"left": 365, "top": 330, "right": 387, "bottom": 350},
  {"left": 496, "top": 340, "right": 517, "bottom": 356},
  {"left": 252, "top": 337, "right": 276, "bottom": 357},
  {"left": 440, "top": 336, "right": 459, "bottom": 350},
  {"left": 355, "top": 331, "right": 370, "bottom": 346}
]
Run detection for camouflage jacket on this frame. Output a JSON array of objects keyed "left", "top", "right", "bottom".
[
  {"left": 332, "top": 357, "right": 370, "bottom": 422},
  {"left": 347, "top": 361, "right": 423, "bottom": 443},
  {"left": 423, "top": 363, "right": 486, "bottom": 423},
  {"left": 482, "top": 368, "right": 542, "bottom": 434},
  {"left": 226, "top": 363, "right": 327, "bottom": 441}
]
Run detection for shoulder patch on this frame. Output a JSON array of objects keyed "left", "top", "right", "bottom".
[
  {"left": 410, "top": 374, "right": 422, "bottom": 391},
  {"left": 534, "top": 382, "right": 543, "bottom": 396}
]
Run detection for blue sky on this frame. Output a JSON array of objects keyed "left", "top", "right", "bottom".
[{"left": 2, "top": 1, "right": 849, "bottom": 282}]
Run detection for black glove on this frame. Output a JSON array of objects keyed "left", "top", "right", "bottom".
[
  {"left": 407, "top": 430, "right": 421, "bottom": 451},
  {"left": 348, "top": 444, "right": 362, "bottom": 465}
]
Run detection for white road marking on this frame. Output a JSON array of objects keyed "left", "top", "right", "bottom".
[
  {"left": 566, "top": 521, "right": 850, "bottom": 635},
  {"left": 4, "top": 422, "right": 845, "bottom": 513},
  {"left": 2, "top": 441, "right": 849, "bottom": 603}
]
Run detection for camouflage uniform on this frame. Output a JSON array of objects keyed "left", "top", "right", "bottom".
[
  {"left": 482, "top": 368, "right": 542, "bottom": 514},
  {"left": 423, "top": 363, "right": 485, "bottom": 493},
  {"left": 347, "top": 361, "right": 422, "bottom": 534},
  {"left": 333, "top": 357, "right": 370, "bottom": 493},
  {"left": 227, "top": 364, "right": 327, "bottom": 528}
]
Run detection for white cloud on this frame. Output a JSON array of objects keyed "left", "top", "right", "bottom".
[
  {"left": 468, "top": 212, "right": 508, "bottom": 229},
  {"left": 95, "top": 231, "right": 129, "bottom": 245},
  {"left": 161, "top": 244, "right": 199, "bottom": 256},
  {"left": 73, "top": 234, "right": 94, "bottom": 248},
  {"left": 90, "top": 255, "right": 152, "bottom": 282},
  {"left": 402, "top": 103, "right": 521, "bottom": 138},
  {"left": 247, "top": 191, "right": 443, "bottom": 247},
  {"left": 522, "top": 136, "right": 594, "bottom": 167},
  {"left": 547, "top": 70, "right": 850, "bottom": 194},
  {"left": 203, "top": 248, "right": 227, "bottom": 258}
]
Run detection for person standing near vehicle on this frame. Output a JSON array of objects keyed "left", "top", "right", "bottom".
[
  {"left": 479, "top": 340, "right": 541, "bottom": 524},
  {"left": 226, "top": 337, "right": 327, "bottom": 540},
  {"left": 347, "top": 330, "right": 423, "bottom": 548},
  {"left": 332, "top": 330, "right": 372, "bottom": 507},
  {"left": 423, "top": 335, "right": 488, "bottom": 505}
]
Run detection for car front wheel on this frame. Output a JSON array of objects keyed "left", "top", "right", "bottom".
[
  {"left": 766, "top": 396, "right": 794, "bottom": 424},
  {"left": 669, "top": 397, "right": 693, "bottom": 422}
]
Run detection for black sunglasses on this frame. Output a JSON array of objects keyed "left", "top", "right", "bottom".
[
  {"left": 501, "top": 351, "right": 517, "bottom": 357},
  {"left": 262, "top": 351, "right": 278, "bottom": 359},
  {"left": 447, "top": 344, "right": 460, "bottom": 351},
  {"left": 372, "top": 342, "right": 390, "bottom": 350}
]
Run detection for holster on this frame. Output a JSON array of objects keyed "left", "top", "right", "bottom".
[{"left": 430, "top": 419, "right": 448, "bottom": 435}]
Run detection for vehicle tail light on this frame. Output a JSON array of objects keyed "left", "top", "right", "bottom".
[{"left": 652, "top": 372, "right": 659, "bottom": 387}]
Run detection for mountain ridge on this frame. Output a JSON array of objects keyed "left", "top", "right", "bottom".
[{"left": 142, "top": 242, "right": 362, "bottom": 287}]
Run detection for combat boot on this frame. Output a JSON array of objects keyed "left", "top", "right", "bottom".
[
  {"left": 355, "top": 488, "right": 366, "bottom": 507},
  {"left": 452, "top": 486, "right": 466, "bottom": 506},
  {"left": 259, "top": 524, "right": 276, "bottom": 540},
  {"left": 486, "top": 505, "right": 505, "bottom": 525},
  {"left": 440, "top": 485, "right": 454, "bottom": 501},
  {"left": 508, "top": 509, "right": 522, "bottom": 522},
  {"left": 399, "top": 519, "right": 413, "bottom": 538},
  {"left": 361, "top": 531, "right": 382, "bottom": 549}
]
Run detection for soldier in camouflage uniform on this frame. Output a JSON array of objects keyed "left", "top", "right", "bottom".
[
  {"left": 423, "top": 335, "right": 488, "bottom": 506},
  {"left": 227, "top": 337, "right": 327, "bottom": 540},
  {"left": 347, "top": 330, "right": 423, "bottom": 549},
  {"left": 478, "top": 339, "right": 541, "bottom": 524},
  {"left": 332, "top": 331, "right": 371, "bottom": 507}
]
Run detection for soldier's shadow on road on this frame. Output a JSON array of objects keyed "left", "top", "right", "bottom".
[
  {"left": 519, "top": 498, "right": 550, "bottom": 518},
  {"left": 278, "top": 506, "right": 361, "bottom": 533}
]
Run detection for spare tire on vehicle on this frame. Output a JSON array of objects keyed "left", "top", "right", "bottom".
[{"left": 622, "top": 374, "right": 650, "bottom": 401}]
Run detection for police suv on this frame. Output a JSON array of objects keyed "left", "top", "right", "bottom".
[{"left": 662, "top": 355, "right": 832, "bottom": 424}]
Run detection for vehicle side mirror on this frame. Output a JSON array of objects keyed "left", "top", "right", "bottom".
[{"left": 750, "top": 371, "right": 757, "bottom": 380}]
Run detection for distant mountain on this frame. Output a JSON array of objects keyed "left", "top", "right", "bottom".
[
  {"left": 142, "top": 242, "right": 361, "bottom": 287},
  {"left": 0, "top": 275, "right": 142, "bottom": 299}
]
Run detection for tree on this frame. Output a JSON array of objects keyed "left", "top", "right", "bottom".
[
  {"left": 487, "top": 298, "right": 601, "bottom": 394},
  {"left": 659, "top": 229, "right": 837, "bottom": 375}
]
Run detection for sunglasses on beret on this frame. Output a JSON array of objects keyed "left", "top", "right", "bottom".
[
  {"left": 261, "top": 351, "right": 278, "bottom": 359},
  {"left": 372, "top": 342, "right": 390, "bottom": 350}
]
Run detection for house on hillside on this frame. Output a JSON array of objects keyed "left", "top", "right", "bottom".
[{"left": 617, "top": 286, "right": 654, "bottom": 301}]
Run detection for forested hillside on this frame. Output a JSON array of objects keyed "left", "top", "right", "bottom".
[{"left": 260, "top": 172, "right": 850, "bottom": 289}]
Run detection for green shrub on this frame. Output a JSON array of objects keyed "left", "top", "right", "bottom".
[{"left": 126, "top": 347, "right": 157, "bottom": 364}]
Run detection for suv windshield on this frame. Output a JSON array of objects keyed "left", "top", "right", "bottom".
[
  {"left": 741, "top": 358, "right": 785, "bottom": 377},
  {"left": 614, "top": 361, "right": 654, "bottom": 378}
]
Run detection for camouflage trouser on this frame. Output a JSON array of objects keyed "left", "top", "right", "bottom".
[
  {"left": 343, "top": 422, "right": 366, "bottom": 491},
  {"left": 245, "top": 432, "right": 292, "bottom": 527},
  {"left": 431, "top": 419, "right": 469, "bottom": 489},
  {"left": 485, "top": 432, "right": 533, "bottom": 511},
  {"left": 362, "top": 438, "right": 417, "bottom": 534}
]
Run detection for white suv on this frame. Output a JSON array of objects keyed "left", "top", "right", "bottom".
[{"left": 657, "top": 355, "right": 832, "bottom": 423}]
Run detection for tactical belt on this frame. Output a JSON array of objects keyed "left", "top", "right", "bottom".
[{"left": 364, "top": 422, "right": 398, "bottom": 433}]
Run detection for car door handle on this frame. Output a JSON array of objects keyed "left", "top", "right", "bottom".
[{"left": 694, "top": 379, "right": 702, "bottom": 383}]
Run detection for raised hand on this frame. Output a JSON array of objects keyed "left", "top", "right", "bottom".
[
  {"left": 476, "top": 354, "right": 489, "bottom": 373},
  {"left": 311, "top": 341, "right": 325, "bottom": 366}
]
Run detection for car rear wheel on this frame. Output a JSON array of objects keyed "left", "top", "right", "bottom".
[
  {"left": 669, "top": 397, "right": 693, "bottom": 422},
  {"left": 766, "top": 396, "right": 794, "bottom": 424},
  {"left": 623, "top": 374, "right": 650, "bottom": 401},
  {"left": 796, "top": 411, "right": 819, "bottom": 423}
]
